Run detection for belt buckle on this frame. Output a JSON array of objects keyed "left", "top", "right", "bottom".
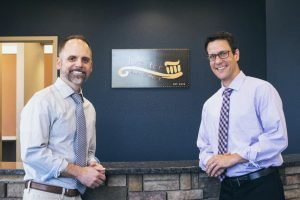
[
  {"left": 225, "top": 177, "right": 244, "bottom": 187},
  {"left": 229, "top": 174, "right": 250, "bottom": 187},
  {"left": 65, "top": 188, "right": 79, "bottom": 197},
  {"left": 65, "top": 188, "right": 72, "bottom": 197},
  {"left": 65, "top": 188, "right": 69, "bottom": 196}
]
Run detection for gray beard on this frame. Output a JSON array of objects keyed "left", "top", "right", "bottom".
[{"left": 67, "top": 73, "right": 87, "bottom": 85}]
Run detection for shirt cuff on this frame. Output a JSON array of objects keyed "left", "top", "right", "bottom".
[
  {"left": 239, "top": 147, "right": 260, "bottom": 168},
  {"left": 56, "top": 159, "right": 69, "bottom": 178},
  {"left": 199, "top": 154, "right": 213, "bottom": 171},
  {"left": 88, "top": 157, "right": 100, "bottom": 165}
]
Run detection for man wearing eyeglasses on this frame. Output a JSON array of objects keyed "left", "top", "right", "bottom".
[{"left": 197, "top": 31, "right": 288, "bottom": 200}]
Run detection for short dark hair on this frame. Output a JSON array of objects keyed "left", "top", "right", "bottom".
[
  {"left": 58, "top": 34, "right": 92, "bottom": 56},
  {"left": 204, "top": 31, "right": 238, "bottom": 54}
]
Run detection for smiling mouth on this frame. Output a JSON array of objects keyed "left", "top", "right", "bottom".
[
  {"left": 71, "top": 70, "right": 86, "bottom": 76},
  {"left": 215, "top": 66, "right": 226, "bottom": 71}
]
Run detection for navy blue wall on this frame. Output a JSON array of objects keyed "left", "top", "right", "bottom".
[
  {"left": 266, "top": 0, "right": 300, "bottom": 154},
  {"left": 1, "top": 0, "right": 267, "bottom": 161}
]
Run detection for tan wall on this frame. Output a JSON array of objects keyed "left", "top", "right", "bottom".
[
  {"left": 44, "top": 54, "right": 53, "bottom": 87},
  {"left": 0, "top": 47, "right": 2, "bottom": 135},
  {"left": 1, "top": 55, "right": 16, "bottom": 137},
  {"left": 0, "top": 46, "right": 2, "bottom": 160},
  {"left": 24, "top": 43, "right": 44, "bottom": 104}
]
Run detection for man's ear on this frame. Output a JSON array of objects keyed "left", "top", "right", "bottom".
[
  {"left": 234, "top": 49, "right": 240, "bottom": 62},
  {"left": 56, "top": 57, "right": 62, "bottom": 70}
]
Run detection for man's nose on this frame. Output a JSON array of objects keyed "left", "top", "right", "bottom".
[{"left": 75, "top": 59, "right": 84, "bottom": 66}]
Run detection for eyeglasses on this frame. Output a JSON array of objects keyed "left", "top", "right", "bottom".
[{"left": 207, "top": 50, "right": 231, "bottom": 62}]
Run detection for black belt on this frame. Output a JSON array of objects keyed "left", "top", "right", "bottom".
[
  {"left": 223, "top": 167, "right": 278, "bottom": 187},
  {"left": 25, "top": 181, "right": 80, "bottom": 197}
]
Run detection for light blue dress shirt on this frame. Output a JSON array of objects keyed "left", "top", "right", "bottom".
[
  {"left": 20, "top": 78, "right": 99, "bottom": 190},
  {"left": 197, "top": 71, "right": 288, "bottom": 177}
]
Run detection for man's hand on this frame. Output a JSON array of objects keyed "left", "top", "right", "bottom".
[
  {"left": 62, "top": 163, "right": 106, "bottom": 189},
  {"left": 89, "top": 161, "right": 105, "bottom": 171},
  {"left": 89, "top": 162, "right": 106, "bottom": 183},
  {"left": 77, "top": 166, "right": 106, "bottom": 188},
  {"left": 206, "top": 153, "right": 246, "bottom": 177}
]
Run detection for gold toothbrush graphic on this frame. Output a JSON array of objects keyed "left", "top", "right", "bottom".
[{"left": 118, "top": 60, "right": 183, "bottom": 79}]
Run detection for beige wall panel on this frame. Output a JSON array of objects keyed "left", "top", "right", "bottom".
[
  {"left": 1, "top": 54, "right": 16, "bottom": 136},
  {"left": 0, "top": 47, "right": 2, "bottom": 136},
  {"left": 0, "top": 46, "right": 2, "bottom": 160},
  {"left": 44, "top": 54, "right": 53, "bottom": 87},
  {"left": 24, "top": 43, "right": 44, "bottom": 104}
]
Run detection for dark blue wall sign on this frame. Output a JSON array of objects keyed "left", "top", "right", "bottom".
[{"left": 112, "top": 49, "right": 189, "bottom": 88}]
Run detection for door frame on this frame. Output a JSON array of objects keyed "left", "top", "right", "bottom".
[{"left": 0, "top": 36, "right": 58, "bottom": 161}]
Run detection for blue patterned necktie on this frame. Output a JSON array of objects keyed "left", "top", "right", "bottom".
[
  {"left": 218, "top": 88, "right": 233, "bottom": 181},
  {"left": 71, "top": 93, "right": 87, "bottom": 194}
]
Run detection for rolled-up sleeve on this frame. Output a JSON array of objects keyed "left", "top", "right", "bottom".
[
  {"left": 238, "top": 83, "right": 288, "bottom": 166},
  {"left": 197, "top": 105, "right": 214, "bottom": 171},
  {"left": 20, "top": 95, "right": 67, "bottom": 181}
]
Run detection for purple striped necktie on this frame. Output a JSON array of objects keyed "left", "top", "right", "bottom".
[{"left": 218, "top": 88, "right": 233, "bottom": 181}]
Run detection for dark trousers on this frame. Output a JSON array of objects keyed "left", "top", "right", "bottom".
[{"left": 219, "top": 169, "right": 285, "bottom": 200}]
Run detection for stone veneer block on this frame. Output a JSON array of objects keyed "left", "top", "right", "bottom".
[
  {"left": 128, "top": 175, "right": 143, "bottom": 191},
  {"left": 199, "top": 174, "right": 220, "bottom": 199},
  {"left": 180, "top": 173, "right": 191, "bottom": 190},
  {"left": 167, "top": 189, "right": 203, "bottom": 200},
  {"left": 0, "top": 182, "right": 6, "bottom": 197},
  {"left": 285, "top": 166, "right": 300, "bottom": 175},
  {"left": 285, "top": 174, "right": 300, "bottom": 185},
  {"left": 144, "top": 174, "right": 179, "bottom": 191},
  {"left": 284, "top": 184, "right": 300, "bottom": 190},
  {"left": 0, "top": 175, "right": 24, "bottom": 182},
  {"left": 203, "top": 183, "right": 220, "bottom": 199},
  {"left": 128, "top": 191, "right": 167, "bottom": 200},
  {"left": 198, "top": 176, "right": 220, "bottom": 200},
  {"left": 198, "top": 174, "right": 219, "bottom": 188},
  {"left": 83, "top": 186, "right": 127, "bottom": 200},
  {"left": 191, "top": 173, "right": 199, "bottom": 189},
  {"left": 284, "top": 188, "right": 300, "bottom": 199},
  {"left": 107, "top": 175, "right": 127, "bottom": 186},
  {"left": 198, "top": 173, "right": 209, "bottom": 189},
  {"left": 7, "top": 183, "right": 24, "bottom": 198}
]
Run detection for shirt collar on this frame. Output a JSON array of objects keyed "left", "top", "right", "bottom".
[
  {"left": 54, "top": 78, "right": 84, "bottom": 99},
  {"left": 221, "top": 71, "right": 246, "bottom": 92}
]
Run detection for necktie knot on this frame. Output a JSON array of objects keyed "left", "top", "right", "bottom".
[
  {"left": 223, "top": 88, "right": 233, "bottom": 97},
  {"left": 71, "top": 93, "right": 83, "bottom": 104}
]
